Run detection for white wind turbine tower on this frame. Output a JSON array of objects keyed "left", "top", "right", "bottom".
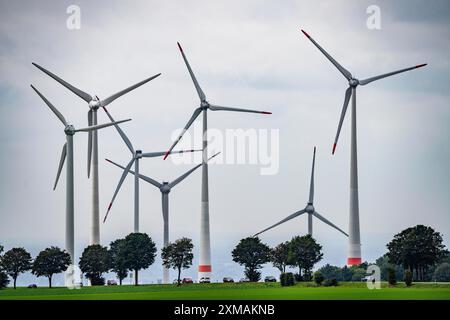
[
  {"left": 164, "top": 42, "right": 271, "bottom": 281},
  {"left": 106, "top": 152, "right": 220, "bottom": 284},
  {"left": 254, "top": 147, "right": 348, "bottom": 238},
  {"left": 102, "top": 108, "right": 200, "bottom": 231},
  {"left": 32, "top": 62, "right": 160, "bottom": 244},
  {"left": 31, "top": 85, "right": 131, "bottom": 265},
  {"left": 301, "top": 29, "right": 427, "bottom": 265}
]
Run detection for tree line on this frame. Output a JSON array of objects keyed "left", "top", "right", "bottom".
[
  {"left": 231, "top": 225, "right": 449, "bottom": 284},
  {"left": 0, "top": 234, "right": 194, "bottom": 289}
]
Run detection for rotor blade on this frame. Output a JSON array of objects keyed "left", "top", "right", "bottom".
[
  {"left": 100, "top": 73, "right": 161, "bottom": 107},
  {"left": 177, "top": 42, "right": 206, "bottom": 101},
  {"left": 103, "top": 158, "right": 135, "bottom": 223},
  {"left": 313, "top": 211, "right": 348, "bottom": 237},
  {"left": 102, "top": 107, "right": 134, "bottom": 154},
  {"left": 106, "top": 158, "right": 162, "bottom": 189},
  {"left": 32, "top": 63, "right": 92, "bottom": 102},
  {"left": 53, "top": 143, "right": 67, "bottom": 190},
  {"left": 163, "top": 107, "right": 202, "bottom": 160},
  {"left": 209, "top": 104, "right": 272, "bottom": 115},
  {"left": 168, "top": 152, "right": 221, "bottom": 188},
  {"left": 359, "top": 63, "right": 427, "bottom": 86},
  {"left": 142, "top": 149, "right": 202, "bottom": 158},
  {"left": 300, "top": 29, "right": 352, "bottom": 80},
  {"left": 75, "top": 119, "right": 131, "bottom": 132},
  {"left": 30, "top": 85, "right": 67, "bottom": 126},
  {"left": 332, "top": 86, "right": 352, "bottom": 155},
  {"left": 308, "top": 147, "right": 316, "bottom": 204},
  {"left": 87, "top": 110, "right": 93, "bottom": 178},
  {"left": 253, "top": 209, "right": 307, "bottom": 237}
]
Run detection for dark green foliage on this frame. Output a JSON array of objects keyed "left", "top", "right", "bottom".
[
  {"left": 0, "top": 271, "right": 9, "bottom": 289},
  {"left": 350, "top": 267, "right": 366, "bottom": 281},
  {"left": 313, "top": 271, "right": 324, "bottom": 285},
  {"left": 433, "top": 263, "right": 450, "bottom": 282},
  {"left": 280, "top": 272, "right": 295, "bottom": 287},
  {"left": 123, "top": 233, "right": 157, "bottom": 286},
  {"left": 404, "top": 270, "right": 413, "bottom": 286},
  {"left": 294, "top": 273, "right": 303, "bottom": 282},
  {"left": 317, "top": 264, "right": 342, "bottom": 281},
  {"left": 79, "top": 244, "right": 110, "bottom": 286},
  {"left": 323, "top": 278, "right": 338, "bottom": 287},
  {"left": 161, "top": 238, "right": 194, "bottom": 286},
  {"left": 375, "top": 255, "right": 404, "bottom": 281},
  {"left": 387, "top": 267, "right": 397, "bottom": 286},
  {"left": 0, "top": 247, "right": 32, "bottom": 289},
  {"left": 270, "top": 242, "right": 290, "bottom": 273},
  {"left": 232, "top": 237, "right": 271, "bottom": 282},
  {"left": 287, "top": 235, "right": 323, "bottom": 279},
  {"left": 109, "top": 239, "right": 128, "bottom": 285},
  {"left": 32, "top": 246, "right": 71, "bottom": 288},
  {"left": 387, "top": 225, "right": 448, "bottom": 281}
]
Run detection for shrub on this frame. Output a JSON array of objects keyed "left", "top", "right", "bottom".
[
  {"left": 404, "top": 270, "right": 413, "bottom": 287},
  {"left": 313, "top": 271, "right": 324, "bottom": 286},
  {"left": 294, "top": 273, "right": 303, "bottom": 282},
  {"left": 0, "top": 271, "right": 9, "bottom": 289},
  {"left": 323, "top": 278, "right": 338, "bottom": 287},
  {"left": 387, "top": 268, "right": 397, "bottom": 286},
  {"left": 434, "top": 263, "right": 450, "bottom": 282},
  {"left": 280, "top": 272, "right": 295, "bottom": 287},
  {"left": 90, "top": 275, "right": 105, "bottom": 286}
]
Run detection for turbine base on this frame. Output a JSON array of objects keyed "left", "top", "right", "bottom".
[{"left": 347, "top": 257, "right": 362, "bottom": 266}]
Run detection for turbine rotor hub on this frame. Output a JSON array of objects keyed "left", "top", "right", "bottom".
[
  {"left": 305, "top": 204, "right": 315, "bottom": 213},
  {"left": 64, "top": 124, "right": 76, "bottom": 136},
  {"left": 349, "top": 78, "right": 359, "bottom": 87},
  {"left": 89, "top": 97, "right": 101, "bottom": 110},
  {"left": 161, "top": 182, "right": 171, "bottom": 193},
  {"left": 135, "top": 150, "right": 143, "bottom": 159},
  {"left": 201, "top": 101, "right": 209, "bottom": 109}
]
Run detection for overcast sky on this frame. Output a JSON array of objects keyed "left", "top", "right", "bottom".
[{"left": 0, "top": 0, "right": 449, "bottom": 285}]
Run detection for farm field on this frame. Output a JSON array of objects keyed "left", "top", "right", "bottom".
[{"left": 0, "top": 282, "right": 449, "bottom": 300}]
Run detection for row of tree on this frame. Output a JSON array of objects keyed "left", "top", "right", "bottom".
[
  {"left": 232, "top": 234, "right": 323, "bottom": 281},
  {"left": 230, "top": 225, "right": 448, "bottom": 284},
  {"left": 0, "top": 234, "right": 194, "bottom": 289}
]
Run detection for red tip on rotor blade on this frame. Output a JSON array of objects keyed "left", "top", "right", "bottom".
[
  {"left": 105, "top": 158, "right": 112, "bottom": 164},
  {"left": 332, "top": 143, "right": 337, "bottom": 155},
  {"left": 262, "top": 111, "right": 272, "bottom": 115},
  {"left": 177, "top": 42, "right": 183, "bottom": 52},
  {"left": 163, "top": 151, "right": 170, "bottom": 160},
  {"left": 301, "top": 29, "right": 311, "bottom": 38},
  {"left": 415, "top": 63, "right": 427, "bottom": 68}
]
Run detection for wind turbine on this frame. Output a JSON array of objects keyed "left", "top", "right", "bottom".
[
  {"left": 164, "top": 42, "right": 272, "bottom": 281},
  {"left": 254, "top": 147, "right": 348, "bottom": 238},
  {"left": 30, "top": 85, "right": 131, "bottom": 265},
  {"left": 300, "top": 29, "right": 427, "bottom": 265},
  {"left": 102, "top": 107, "right": 201, "bottom": 232},
  {"left": 32, "top": 62, "right": 160, "bottom": 245},
  {"left": 105, "top": 152, "right": 220, "bottom": 284}
]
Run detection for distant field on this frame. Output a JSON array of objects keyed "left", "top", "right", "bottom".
[{"left": 0, "top": 282, "right": 449, "bottom": 300}]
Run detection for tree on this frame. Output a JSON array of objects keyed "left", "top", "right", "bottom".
[
  {"left": 287, "top": 235, "right": 323, "bottom": 279},
  {"left": 386, "top": 225, "right": 448, "bottom": 281},
  {"left": 404, "top": 270, "right": 413, "bottom": 286},
  {"left": 0, "top": 248, "right": 32, "bottom": 289},
  {"left": 434, "top": 263, "right": 450, "bottom": 282},
  {"left": 109, "top": 239, "right": 128, "bottom": 285},
  {"left": 387, "top": 267, "right": 397, "bottom": 286},
  {"left": 232, "top": 237, "right": 271, "bottom": 282},
  {"left": 317, "top": 264, "right": 342, "bottom": 281},
  {"left": 270, "top": 242, "right": 289, "bottom": 273},
  {"left": 375, "top": 254, "right": 404, "bottom": 281},
  {"left": 123, "top": 233, "right": 157, "bottom": 286},
  {"left": 313, "top": 271, "right": 324, "bottom": 285},
  {"left": 32, "top": 247, "right": 71, "bottom": 288},
  {"left": 161, "top": 238, "right": 194, "bottom": 286},
  {"left": 79, "top": 244, "right": 110, "bottom": 285}
]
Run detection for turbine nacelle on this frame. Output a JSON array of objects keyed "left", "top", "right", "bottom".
[
  {"left": 88, "top": 96, "right": 101, "bottom": 110},
  {"left": 305, "top": 204, "right": 315, "bottom": 214},
  {"left": 160, "top": 182, "right": 171, "bottom": 194},
  {"left": 135, "top": 150, "right": 143, "bottom": 159},
  {"left": 201, "top": 101, "right": 209, "bottom": 109},
  {"left": 64, "top": 124, "right": 76, "bottom": 136},
  {"left": 349, "top": 78, "right": 359, "bottom": 87}
]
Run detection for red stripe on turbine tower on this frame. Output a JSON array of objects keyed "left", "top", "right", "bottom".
[
  {"left": 198, "top": 265, "right": 212, "bottom": 272},
  {"left": 347, "top": 257, "right": 362, "bottom": 266}
]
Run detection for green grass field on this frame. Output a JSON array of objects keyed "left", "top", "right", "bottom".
[{"left": 0, "top": 282, "right": 449, "bottom": 300}]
